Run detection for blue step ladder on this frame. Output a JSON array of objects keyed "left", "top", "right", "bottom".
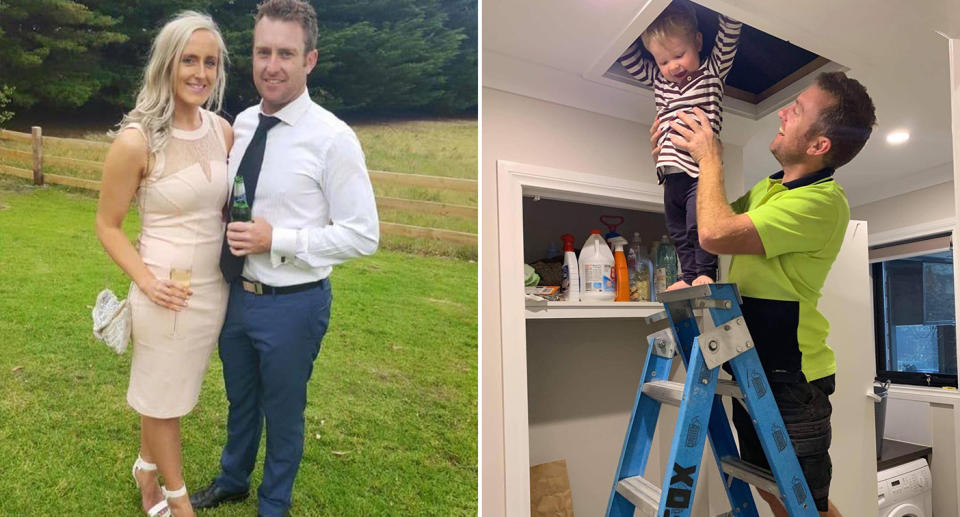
[{"left": 605, "top": 283, "right": 819, "bottom": 517}]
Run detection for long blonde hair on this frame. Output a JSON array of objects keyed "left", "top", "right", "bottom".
[{"left": 115, "top": 11, "right": 228, "bottom": 156}]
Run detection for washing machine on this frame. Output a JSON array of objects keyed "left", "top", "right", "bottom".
[{"left": 878, "top": 458, "right": 932, "bottom": 517}]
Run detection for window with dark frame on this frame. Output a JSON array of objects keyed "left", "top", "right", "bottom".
[{"left": 872, "top": 233, "right": 958, "bottom": 387}]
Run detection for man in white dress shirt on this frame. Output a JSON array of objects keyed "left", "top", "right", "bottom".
[{"left": 190, "top": 1, "right": 378, "bottom": 516}]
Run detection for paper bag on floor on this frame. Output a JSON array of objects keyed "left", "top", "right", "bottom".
[{"left": 530, "top": 459, "right": 575, "bottom": 517}]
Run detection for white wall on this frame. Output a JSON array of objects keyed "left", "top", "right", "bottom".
[
  {"left": 526, "top": 319, "right": 668, "bottom": 516},
  {"left": 482, "top": 87, "right": 745, "bottom": 515},
  {"left": 850, "top": 181, "right": 955, "bottom": 237},
  {"left": 482, "top": 88, "right": 663, "bottom": 182},
  {"left": 884, "top": 398, "right": 932, "bottom": 444}
]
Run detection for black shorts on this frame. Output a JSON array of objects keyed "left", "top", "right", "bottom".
[{"left": 731, "top": 374, "right": 835, "bottom": 512}]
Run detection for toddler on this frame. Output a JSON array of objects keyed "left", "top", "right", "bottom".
[{"left": 619, "top": 1, "right": 741, "bottom": 290}]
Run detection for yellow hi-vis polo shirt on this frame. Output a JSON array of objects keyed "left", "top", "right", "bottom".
[{"left": 728, "top": 168, "right": 849, "bottom": 382}]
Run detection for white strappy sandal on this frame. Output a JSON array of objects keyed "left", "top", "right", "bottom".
[
  {"left": 161, "top": 485, "right": 189, "bottom": 517},
  {"left": 132, "top": 455, "right": 171, "bottom": 517}
]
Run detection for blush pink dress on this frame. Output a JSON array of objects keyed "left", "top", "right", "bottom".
[{"left": 126, "top": 110, "right": 230, "bottom": 418}]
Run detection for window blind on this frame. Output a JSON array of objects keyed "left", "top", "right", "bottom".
[{"left": 869, "top": 234, "right": 952, "bottom": 263}]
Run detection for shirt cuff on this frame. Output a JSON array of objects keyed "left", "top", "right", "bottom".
[{"left": 271, "top": 227, "right": 298, "bottom": 267}]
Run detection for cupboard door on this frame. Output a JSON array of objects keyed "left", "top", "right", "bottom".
[{"left": 818, "top": 220, "right": 878, "bottom": 515}]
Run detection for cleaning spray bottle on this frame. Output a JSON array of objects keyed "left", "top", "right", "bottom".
[
  {"left": 609, "top": 236, "right": 630, "bottom": 302},
  {"left": 600, "top": 215, "right": 625, "bottom": 252},
  {"left": 579, "top": 230, "right": 616, "bottom": 301},
  {"left": 560, "top": 233, "right": 580, "bottom": 302}
]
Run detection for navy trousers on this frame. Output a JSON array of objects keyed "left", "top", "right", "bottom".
[
  {"left": 214, "top": 279, "right": 332, "bottom": 517},
  {"left": 663, "top": 173, "right": 718, "bottom": 283}
]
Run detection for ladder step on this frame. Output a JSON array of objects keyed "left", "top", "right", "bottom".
[
  {"left": 720, "top": 456, "right": 779, "bottom": 496},
  {"left": 715, "top": 379, "right": 744, "bottom": 400},
  {"left": 641, "top": 380, "right": 683, "bottom": 406},
  {"left": 641, "top": 379, "right": 743, "bottom": 407},
  {"left": 616, "top": 475, "right": 661, "bottom": 513}
]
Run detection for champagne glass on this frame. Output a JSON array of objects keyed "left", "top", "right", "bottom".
[
  {"left": 170, "top": 268, "right": 192, "bottom": 289},
  {"left": 169, "top": 267, "right": 192, "bottom": 338}
]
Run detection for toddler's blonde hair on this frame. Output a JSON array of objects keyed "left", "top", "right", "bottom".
[{"left": 640, "top": 1, "right": 699, "bottom": 49}]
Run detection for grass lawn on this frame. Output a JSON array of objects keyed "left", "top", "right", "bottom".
[
  {"left": 0, "top": 176, "right": 478, "bottom": 515},
  {"left": 353, "top": 119, "right": 477, "bottom": 179}
]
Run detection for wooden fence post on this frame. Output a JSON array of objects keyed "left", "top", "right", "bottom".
[{"left": 31, "top": 126, "right": 43, "bottom": 186}]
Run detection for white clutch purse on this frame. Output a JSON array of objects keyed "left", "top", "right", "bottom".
[{"left": 92, "top": 288, "right": 131, "bottom": 354}]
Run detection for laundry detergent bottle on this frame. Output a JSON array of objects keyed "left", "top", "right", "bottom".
[{"left": 579, "top": 230, "right": 616, "bottom": 301}]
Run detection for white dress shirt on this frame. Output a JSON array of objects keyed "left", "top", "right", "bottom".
[{"left": 229, "top": 88, "right": 379, "bottom": 286}]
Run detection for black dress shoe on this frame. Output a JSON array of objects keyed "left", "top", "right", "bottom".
[{"left": 189, "top": 481, "right": 248, "bottom": 509}]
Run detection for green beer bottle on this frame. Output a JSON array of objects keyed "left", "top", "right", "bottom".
[{"left": 230, "top": 175, "right": 252, "bottom": 222}]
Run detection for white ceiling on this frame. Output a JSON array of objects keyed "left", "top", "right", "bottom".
[{"left": 482, "top": 0, "right": 960, "bottom": 207}]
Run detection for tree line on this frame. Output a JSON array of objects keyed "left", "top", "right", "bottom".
[{"left": 0, "top": 0, "right": 477, "bottom": 121}]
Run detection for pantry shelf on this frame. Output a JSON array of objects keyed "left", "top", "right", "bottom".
[{"left": 524, "top": 300, "right": 663, "bottom": 319}]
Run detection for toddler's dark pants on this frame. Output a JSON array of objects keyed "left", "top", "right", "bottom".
[{"left": 663, "top": 172, "right": 718, "bottom": 283}]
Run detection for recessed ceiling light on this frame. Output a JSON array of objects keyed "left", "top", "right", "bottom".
[{"left": 887, "top": 131, "right": 910, "bottom": 145}]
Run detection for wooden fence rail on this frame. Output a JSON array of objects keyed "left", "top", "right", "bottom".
[
  {"left": 0, "top": 129, "right": 31, "bottom": 143},
  {"left": 0, "top": 128, "right": 110, "bottom": 149},
  {"left": 368, "top": 170, "right": 476, "bottom": 192},
  {"left": 0, "top": 146, "right": 103, "bottom": 175},
  {"left": 0, "top": 127, "right": 477, "bottom": 246},
  {"left": 0, "top": 129, "right": 476, "bottom": 191}
]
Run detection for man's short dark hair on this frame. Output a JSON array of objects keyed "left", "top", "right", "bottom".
[
  {"left": 255, "top": 0, "right": 318, "bottom": 54},
  {"left": 809, "top": 71, "right": 877, "bottom": 169}
]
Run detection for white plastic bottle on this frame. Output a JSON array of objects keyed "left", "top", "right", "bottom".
[
  {"left": 560, "top": 233, "right": 580, "bottom": 302},
  {"left": 579, "top": 230, "right": 616, "bottom": 301}
]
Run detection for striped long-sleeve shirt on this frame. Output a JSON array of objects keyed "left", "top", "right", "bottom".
[{"left": 619, "top": 14, "right": 742, "bottom": 182}]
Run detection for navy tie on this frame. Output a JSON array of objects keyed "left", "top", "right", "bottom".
[{"left": 219, "top": 114, "right": 282, "bottom": 283}]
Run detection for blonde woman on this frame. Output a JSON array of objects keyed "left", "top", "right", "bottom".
[{"left": 96, "top": 11, "right": 233, "bottom": 517}]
